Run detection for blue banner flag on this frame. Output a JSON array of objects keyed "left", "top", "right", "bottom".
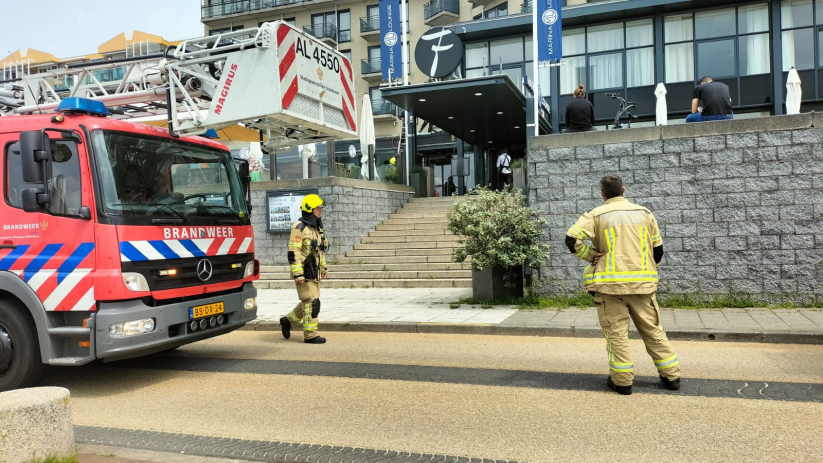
[
  {"left": 536, "top": 0, "right": 562, "bottom": 62},
  {"left": 379, "top": 0, "right": 402, "bottom": 80}
]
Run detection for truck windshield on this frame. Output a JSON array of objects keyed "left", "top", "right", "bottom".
[{"left": 90, "top": 130, "right": 249, "bottom": 222}]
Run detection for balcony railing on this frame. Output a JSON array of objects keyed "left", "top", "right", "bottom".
[
  {"left": 372, "top": 98, "right": 397, "bottom": 116},
  {"left": 360, "top": 16, "right": 380, "bottom": 33},
  {"left": 304, "top": 23, "right": 339, "bottom": 42},
  {"left": 424, "top": 0, "right": 459, "bottom": 20},
  {"left": 361, "top": 58, "right": 381, "bottom": 75},
  {"left": 521, "top": 0, "right": 532, "bottom": 13},
  {"left": 201, "top": 0, "right": 307, "bottom": 19}
]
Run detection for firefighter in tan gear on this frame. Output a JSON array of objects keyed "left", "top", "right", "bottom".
[
  {"left": 566, "top": 175, "right": 681, "bottom": 395},
  {"left": 279, "top": 194, "right": 329, "bottom": 344}
]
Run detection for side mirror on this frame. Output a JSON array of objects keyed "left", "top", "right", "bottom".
[
  {"left": 21, "top": 188, "right": 49, "bottom": 212},
  {"left": 238, "top": 160, "right": 253, "bottom": 214},
  {"left": 79, "top": 206, "right": 92, "bottom": 220},
  {"left": 20, "top": 131, "right": 51, "bottom": 183}
]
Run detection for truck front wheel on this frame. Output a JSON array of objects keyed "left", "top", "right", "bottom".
[{"left": 0, "top": 300, "right": 45, "bottom": 392}]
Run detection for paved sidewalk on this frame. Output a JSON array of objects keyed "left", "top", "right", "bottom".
[{"left": 247, "top": 288, "right": 823, "bottom": 344}]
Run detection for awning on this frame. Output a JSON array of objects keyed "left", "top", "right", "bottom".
[{"left": 380, "top": 75, "right": 551, "bottom": 149}]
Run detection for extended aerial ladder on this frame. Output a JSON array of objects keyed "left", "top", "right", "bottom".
[{"left": 0, "top": 22, "right": 357, "bottom": 148}]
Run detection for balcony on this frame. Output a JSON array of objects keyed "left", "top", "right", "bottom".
[
  {"left": 372, "top": 98, "right": 398, "bottom": 119},
  {"left": 521, "top": 0, "right": 532, "bottom": 13},
  {"left": 361, "top": 58, "right": 382, "bottom": 82},
  {"left": 360, "top": 16, "right": 381, "bottom": 42},
  {"left": 201, "top": 0, "right": 306, "bottom": 20},
  {"left": 424, "top": 0, "right": 459, "bottom": 25},
  {"left": 303, "top": 23, "right": 338, "bottom": 46}
]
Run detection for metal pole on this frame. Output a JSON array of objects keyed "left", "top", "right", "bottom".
[
  {"left": 401, "top": 0, "right": 411, "bottom": 185},
  {"left": 532, "top": 2, "right": 539, "bottom": 137}
]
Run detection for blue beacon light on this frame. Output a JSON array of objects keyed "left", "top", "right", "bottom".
[{"left": 55, "top": 97, "right": 111, "bottom": 116}]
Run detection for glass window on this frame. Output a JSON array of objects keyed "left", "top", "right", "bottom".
[
  {"left": 466, "top": 68, "right": 486, "bottom": 78},
  {"left": 538, "top": 66, "right": 551, "bottom": 97},
  {"left": 341, "top": 49, "right": 352, "bottom": 64},
  {"left": 368, "top": 45, "right": 381, "bottom": 61},
  {"left": 563, "top": 29, "right": 586, "bottom": 56},
  {"left": 5, "top": 141, "right": 83, "bottom": 215},
  {"left": 589, "top": 52, "right": 623, "bottom": 90},
  {"left": 782, "top": 28, "right": 815, "bottom": 70},
  {"left": 490, "top": 37, "right": 523, "bottom": 65},
  {"left": 627, "top": 48, "right": 654, "bottom": 87},
  {"left": 466, "top": 42, "right": 489, "bottom": 68},
  {"left": 587, "top": 23, "right": 624, "bottom": 52},
  {"left": 367, "top": 4, "right": 379, "bottom": 17},
  {"left": 626, "top": 19, "right": 653, "bottom": 48},
  {"left": 738, "top": 4, "right": 769, "bottom": 33},
  {"left": 665, "top": 43, "right": 694, "bottom": 82},
  {"left": 525, "top": 35, "right": 532, "bottom": 61},
  {"left": 560, "top": 55, "right": 586, "bottom": 94},
  {"left": 665, "top": 14, "right": 693, "bottom": 42},
  {"left": 484, "top": 2, "right": 508, "bottom": 18},
  {"left": 739, "top": 33, "right": 770, "bottom": 75},
  {"left": 695, "top": 8, "right": 736, "bottom": 39},
  {"left": 339, "top": 11, "right": 351, "bottom": 42},
  {"left": 782, "top": 0, "right": 813, "bottom": 28},
  {"left": 697, "top": 39, "right": 736, "bottom": 78}
]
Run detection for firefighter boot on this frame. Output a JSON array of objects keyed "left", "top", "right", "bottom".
[
  {"left": 305, "top": 336, "right": 326, "bottom": 344},
  {"left": 279, "top": 317, "right": 291, "bottom": 339},
  {"left": 607, "top": 376, "right": 632, "bottom": 395},
  {"left": 660, "top": 376, "right": 681, "bottom": 390}
]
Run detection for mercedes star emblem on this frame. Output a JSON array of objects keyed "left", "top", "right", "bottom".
[{"left": 197, "top": 259, "right": 213, "bottom": 282}]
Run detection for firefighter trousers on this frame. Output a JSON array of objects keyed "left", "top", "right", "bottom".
[
  {"left": 595, "top": 292, "right": 681, "bottom": 387},
  {"left": 285, "top": 280, "right": 321, "bottom": 340}
]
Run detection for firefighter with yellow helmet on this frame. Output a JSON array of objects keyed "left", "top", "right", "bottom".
[
  {"left": 566, "top": 175, "right": 681, "bottom": 395},
  {"left": 279, "top": 194, "right": 329, "bottom": 344}
]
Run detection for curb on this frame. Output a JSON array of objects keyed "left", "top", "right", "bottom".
[{"left": 240, "top": 320, "right": 823, "bottom": 345}]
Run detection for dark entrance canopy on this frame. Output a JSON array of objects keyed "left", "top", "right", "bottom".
[{"left": 380, "top": 75, "right": 551, "bottom": 149}]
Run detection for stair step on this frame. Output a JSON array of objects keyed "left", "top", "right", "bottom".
[
  {"left": 47, "top": 327, "right": 91, "bottom": 337},
  {"left": 388, "top": 212, "right": 454, "bottom": 219},
  {"left": 383, "top": 217, "right": 448, "bottom": 225},
  {"left": 254, "top": 278, "right": 472, "bottom": 289},
  {"left": 362, "top": 234, "right": 460, "bottom": 243},
  {"left": 49, "top": 357, "right": 92, "bottom": 366},
  {"left": 376, "top": 223, "right": 449, "bottom": 231},
  {"left": 259, "top": 270, "right": 471, "bottom": 280},
  {"left": 354, "top": 241, "right": 459, "bottom": 250},
  {"left": 337, "top": 255, "right": 466, "bottom": 264},
  {"left": 346, "top": 248, "right": 454, "bottom": 257},
  {"left": 260, "top": 263, "right": 471, "bottom": 273},
  {"left": 370, "top": 229, "right": 454, "bottom": 237},
  {"left": 408, "top": 197, "right": 461, "bottom": 202}
]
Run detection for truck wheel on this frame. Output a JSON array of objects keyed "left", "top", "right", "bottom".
[{"left": 0, "top": 300, "right": 45, "bottom": 392}]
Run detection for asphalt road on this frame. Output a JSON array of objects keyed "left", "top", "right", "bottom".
[{"left": 44, "top": 331, "right": 823, "bottom": 462}]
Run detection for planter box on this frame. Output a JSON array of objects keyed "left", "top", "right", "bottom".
[{"left": 472, "top": 265, "right": 524, "bottom": 301}]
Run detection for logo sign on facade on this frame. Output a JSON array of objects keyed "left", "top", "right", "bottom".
[
  {"left": 379, "top": 0, "right": 403, "bottom": 80},
  {"left": 537, "top": 0, "right": 562, "bottom": 62},
  {"left": 414, "top": 27, "right": 463, "bottom": 79}
]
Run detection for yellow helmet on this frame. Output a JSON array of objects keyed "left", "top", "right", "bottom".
[
  {"left": 301, "top": 194, "right": 324, "bottom": 213},
  {"left": 390, "top": 156, "right": 396, "bottom": 165}
]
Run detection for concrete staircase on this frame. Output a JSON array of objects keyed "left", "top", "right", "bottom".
[{"left": 255, "top": 197, "right": 472, "bottom": 289}]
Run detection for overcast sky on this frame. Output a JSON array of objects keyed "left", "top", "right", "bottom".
[{"left": 0, "top": 0, "right": 206, "bottom": 59}]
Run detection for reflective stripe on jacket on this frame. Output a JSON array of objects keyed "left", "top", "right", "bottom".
[{"left": 567, "top": 197, "right": 663, "bottom": 295}]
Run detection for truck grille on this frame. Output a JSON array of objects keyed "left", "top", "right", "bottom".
[{"left": 122, "top": 254, "right": 252, "bottom": 291}]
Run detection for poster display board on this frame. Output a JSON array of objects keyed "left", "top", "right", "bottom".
[{"left": 266, "top": 188, "right": 319, "bottom": 233}]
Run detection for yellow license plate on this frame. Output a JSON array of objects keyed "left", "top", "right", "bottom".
[{"left": 189, "top": 302, "right": 224, "bottom": 319}]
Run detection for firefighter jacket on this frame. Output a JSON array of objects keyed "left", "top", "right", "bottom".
[
  {"left": 566, "top": 197, "right": 663, "bottom": 295},
  {"left": 288, "top": 219, "right": 328, "bottom": 282}
]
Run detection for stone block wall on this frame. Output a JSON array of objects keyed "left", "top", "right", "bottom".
[
  {"left": 528, "top": 113, "right": 823, "bottom": 303},
  {"left": 250, "top": 178, "right": 414, "bottom": 266}
]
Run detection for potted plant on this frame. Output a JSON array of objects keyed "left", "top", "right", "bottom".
[{"left": 447, "top": 187, "right": 550, "bottom": 300}]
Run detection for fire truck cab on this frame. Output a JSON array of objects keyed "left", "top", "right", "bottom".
[{"left": 0, "top": 99, "right": 259, "bottom": 391}]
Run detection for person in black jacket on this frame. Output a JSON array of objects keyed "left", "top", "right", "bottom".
[{"left": 565, "top": 84, "right": 596, "bottom": 133}]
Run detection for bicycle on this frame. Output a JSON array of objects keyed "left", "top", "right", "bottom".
[{"left": 605, "top": 93, "right": 636, "bottom": 129}]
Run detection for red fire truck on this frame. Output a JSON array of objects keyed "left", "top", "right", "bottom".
[{"left": 0, "top": 22, "right": 356, "bottom": 390}]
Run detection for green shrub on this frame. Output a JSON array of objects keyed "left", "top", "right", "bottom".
[{"left": 446, "top": 187, "right": 549, "bottom": 271}]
